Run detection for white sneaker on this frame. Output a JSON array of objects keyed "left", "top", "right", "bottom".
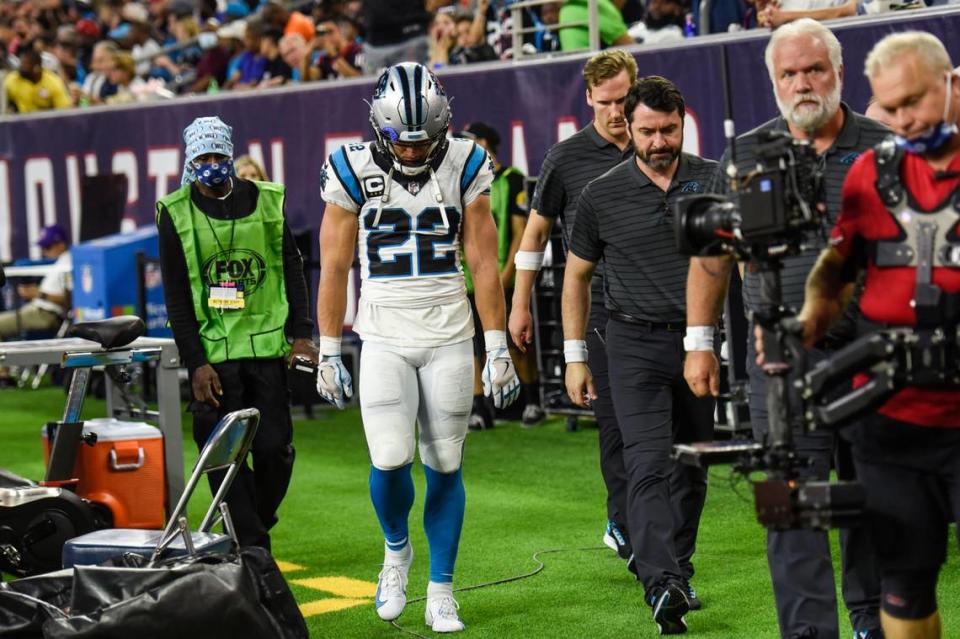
[
  {"left": 425, "top": 595, "right": 465, "bottom": 633},
  {"left": 374, "top": 547, "right": 412, "bottom": 621}
]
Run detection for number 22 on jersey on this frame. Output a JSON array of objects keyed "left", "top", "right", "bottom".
[{"left": 363, "top": 206, "right": 462, "bottom": 279}]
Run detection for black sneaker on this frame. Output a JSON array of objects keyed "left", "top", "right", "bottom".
[
  {"left": 683, "top": 581, "right": 701, "bottom": 611},
  {"left": 648, "top": 584, "right": 689, "bottom": 635}
]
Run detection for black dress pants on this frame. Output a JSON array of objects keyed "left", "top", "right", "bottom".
[
  {"left": 589, "top": 301, "right": 629, "bottom": 531},
  {"left": 190, "top": 357, "right": 295, "bottom": 551},
  {"left": 605, "top": 318, "right": 714, "bottom": 594}
]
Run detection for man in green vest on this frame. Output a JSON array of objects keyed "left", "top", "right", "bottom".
[
  {"left": 156, "top": 116, "right": 316, "bottom": 550},
  {"left": 460, "top": 122, "right": 544, "bottom": 430}
]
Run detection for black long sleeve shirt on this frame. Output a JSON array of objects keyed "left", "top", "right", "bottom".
[{"left": 157, "top": 178, "right": 313, "bottom": 371}]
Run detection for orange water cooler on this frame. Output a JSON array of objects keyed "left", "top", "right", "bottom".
[{"left": 43, "top": 418, "right": 166, "bottom": 529}]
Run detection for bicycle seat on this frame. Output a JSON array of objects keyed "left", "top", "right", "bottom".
[{"left": 69, "top": 316, "right": 145, "bottom": 349}]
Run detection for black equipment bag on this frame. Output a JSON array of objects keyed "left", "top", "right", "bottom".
[{"left": 0, "top": 548, "right": 308, "bottom": 639}]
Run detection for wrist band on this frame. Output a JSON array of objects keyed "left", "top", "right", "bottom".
[
  {"left": 563, "top": 339, "right": 588, "bottom": 363},
  {"left": 484, "top": 330, "right": 507, "bottom": 352},
  {"left": 683, "top": 326, "right": 715, "bottom": 352},
  {"left": 319, "top": 335, "right": 342, "bottom": 357},
  {"left": 514, "top": 250, "right": 545, "bottom": 271}
]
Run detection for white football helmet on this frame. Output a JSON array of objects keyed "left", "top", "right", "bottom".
[{"left": 368, "top": 62, "right": 451, "bottom": 176}]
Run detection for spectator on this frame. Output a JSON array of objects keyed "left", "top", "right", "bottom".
[
  {"left": 337, "top": 14, "right": 361, "bottom": 44},
  {"left": 308, "top": 16, "right": 362, "bottom": 80},
  {"left": 647, "top": 0, "right": 688, "bottom": 29},
  {"left": 223, "top": 1, "right": 250, "bottom": 22},
  {"left": 361, "top": 0, "right": 431, "bottom": 74},
  {"left": 97, "top": 0, "right": 125, "bottom": 36},
  {"left": 105, "top": 51, "right": 145, "bottom": 104},
  {"left": 119, "top": 3, "right": 162, "bottom": 77},
  {"left": 217, "top": 19, "right": 247, "bottom": 87},
  {"left": 51, "top": 26, "right": 82, "bottom": 85},
  {"left": 427, "top": 7, "right": 457, "bottom": 69},
  {"left": 531, "top": 2, "right": 562, "bottom": 54},
  {"left": 154, "top": 13, "right": 203, "bottom": 81},
  {"left": 258, "top": 28, "right": 293, "bottom": 87},
  {"left": 449, "top": 11, "right": 497, "bottom": 65},
  {"left": 32, "top": 33, "right": 63, "bottom": 75},
  {"left": 226, "top": 20, "right": 265, "bottom": 89},
  {"left": 77, "top": 40, "right": 118, "bottom": 106},
  {"left": 262, "top": 1, "right": 315, "bottom": 44},
  {"left": 234, "top": 154, "right": 268, "bottom": 180},
  {"left": 191, "top": 20, "right": 234, "bottom": 92},
  {"left": 0, "top": 224, "right": 72, "bottom": 340},
  {"left": 558, "top": 0, "right": 635, "bottom": 50},
  {"left": 3, "top": 47, "right": 72, "bottom": 113},
  {"left": 82, "top": 41, "right": 119, "bottom": 105},
  {"left": 760, "top": 0, "right": 857, "bottom": 28},
  {"left": 278, "top": 32, "right": 307, "bottom": 81}
]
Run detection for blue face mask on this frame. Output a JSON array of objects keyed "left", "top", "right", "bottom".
[
  {"left": 193, "top": 158, "right": 234, "bottom": 187},
  {"left": 894, "top": 72, "right": 958, "bottom": 154}
]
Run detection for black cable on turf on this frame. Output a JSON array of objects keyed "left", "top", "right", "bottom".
[{"left": 389, "top": 546, "right": 609, "bottom": 637}]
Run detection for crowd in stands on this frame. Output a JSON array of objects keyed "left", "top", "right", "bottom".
[{"left": 0, "top": 0, "right": 951, "bottom": 114}]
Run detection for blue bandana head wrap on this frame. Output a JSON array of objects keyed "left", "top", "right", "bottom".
[{"left": 181, "top": 116, "right": 235, "bottom": 186}]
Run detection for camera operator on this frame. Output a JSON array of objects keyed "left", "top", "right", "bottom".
[
  {"left": 683, "top": 19, "right": 887, "bottom": 639},
  {"left": 564, "top": 76, "right": 718, "bottom": 635},
  {"left": 794, "top": 31, "right": 960, "bottom": 639}
]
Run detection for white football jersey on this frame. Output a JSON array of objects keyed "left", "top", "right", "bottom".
[{"left": 321, "top": 138, "right": 494, "bottom": 347}]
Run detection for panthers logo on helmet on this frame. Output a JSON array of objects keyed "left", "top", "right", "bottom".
[{"left": 373, "top": 71, "right": 389, "bottom": 99}]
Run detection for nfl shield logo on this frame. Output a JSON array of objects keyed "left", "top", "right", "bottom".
[{"left": 409, "top": 182, "right": 421, "bottom": 195}]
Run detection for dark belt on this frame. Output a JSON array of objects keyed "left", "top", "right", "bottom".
[{"left": 609, "top": 311, "right": 685, "bottom": 332}]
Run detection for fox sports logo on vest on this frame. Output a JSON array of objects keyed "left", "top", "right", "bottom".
[{"left": 201, "top": 249, "right": 267, "bottom": 294}]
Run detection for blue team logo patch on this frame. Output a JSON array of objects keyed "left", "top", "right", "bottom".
[
  {"left": 840, "top": 152, "right": 861, "bottom": 165},
  {"left": 382, "top": 127, "right": 400, "bottom": 142},
  {"left": 680, "top": 181, "right": 703, "bottom": 193}
]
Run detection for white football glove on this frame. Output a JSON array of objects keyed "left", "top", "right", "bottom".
[
  {"left": 481, "top": 330, "right": 520, "bottom": 409},
  {"left": 316, "top": 336, "right": 353, "bottom": 409}
]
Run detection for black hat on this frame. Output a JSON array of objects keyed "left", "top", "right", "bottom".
[{"left": 462, "top": 122, "right": 501, "bottom": 153}]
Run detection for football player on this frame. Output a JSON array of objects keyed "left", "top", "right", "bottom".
[{"left": 315, "top": 62, "right": 520, "bottom": 633}]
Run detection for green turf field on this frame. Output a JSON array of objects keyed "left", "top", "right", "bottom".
[{"left": 1, "top": 387, "right": 956, "bottom": 638}]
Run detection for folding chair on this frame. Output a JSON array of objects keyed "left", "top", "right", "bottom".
[{"left": 62, "top": 407, "right": 261, "bottom": 568}]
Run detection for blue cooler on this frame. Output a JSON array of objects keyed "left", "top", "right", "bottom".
[{"left": 71, "top": 227, "right": 170, "bottom": 337}]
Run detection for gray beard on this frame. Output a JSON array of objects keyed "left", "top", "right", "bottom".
[{"left": 777, "top": 85, "right": 842, "bottom": 132}]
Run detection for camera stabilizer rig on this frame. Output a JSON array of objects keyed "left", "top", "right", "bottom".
[{"left": 670, "top": 47, "right": 865, "bottom": 531}]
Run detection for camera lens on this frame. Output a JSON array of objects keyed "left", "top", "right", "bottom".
[{"left": 674, "top": 194, "right": 735, "bottom": 256}]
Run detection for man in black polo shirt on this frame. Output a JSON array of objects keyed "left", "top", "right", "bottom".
[
  {"left": 564, "top": 76, "right": 717, "bottom": 635},
  {"left": 509, "top": 48, "right": 636, "bottom": 562},
  {"left": 684, "top": 19, "right": 886, "bottom": 639}
]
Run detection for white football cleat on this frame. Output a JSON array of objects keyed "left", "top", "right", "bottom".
[
  {"left": 425, "top": 595, "right": 465, "bottom": 633},
  {"left": 374, "top": 547, "right": 412, "bottom": 621}
]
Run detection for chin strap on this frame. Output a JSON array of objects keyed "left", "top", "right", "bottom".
[
  {"left": 371, "top": 167, "right": 395, "bottom": 229},
  {"left": 428, "top": 167, "right": 450, "bottom": 234}
]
